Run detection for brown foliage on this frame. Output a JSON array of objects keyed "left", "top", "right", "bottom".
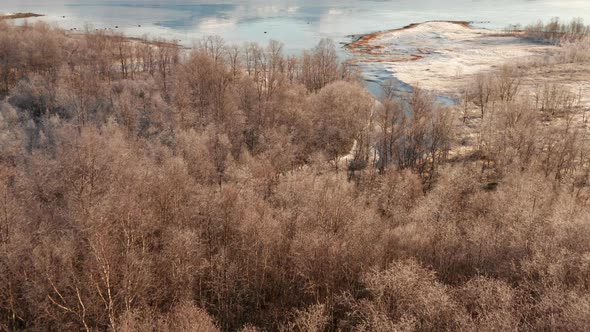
[{"left": 1, "top": 22, "right": 590, "bottom": 332}]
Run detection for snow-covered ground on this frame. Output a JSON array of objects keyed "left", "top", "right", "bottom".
[{"left": 347, "top": 21, "right": 558, "bottom": 96}]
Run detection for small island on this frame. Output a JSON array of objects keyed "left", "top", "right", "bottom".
[{"left": 0, "top": 12, "right": 44, "bottom": 20}]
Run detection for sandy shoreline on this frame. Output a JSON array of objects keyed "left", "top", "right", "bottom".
[
  {"left": 346, "top": 20, "right": 472, "bottom": 55},
  {"left": 345, "top": 21, "right": 559, "bottom": 96}
]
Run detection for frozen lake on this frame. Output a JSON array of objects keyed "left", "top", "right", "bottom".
[{"left": 3, "top": 0, "right": 590, "bottom": 53}]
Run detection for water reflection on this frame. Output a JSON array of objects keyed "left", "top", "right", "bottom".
[
  {"left": 5, "top": 0, "right": 589, "bottom": 53},
  {"left": 3, "top": 0, "right": 589, "bottom": 89}
]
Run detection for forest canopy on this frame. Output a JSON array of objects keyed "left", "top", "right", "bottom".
[{"left": 1, "top": 19, "right": 590, "bottom": 331}]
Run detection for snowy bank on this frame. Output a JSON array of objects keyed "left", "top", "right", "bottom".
[{"left": 346, "top": 21, "right": 558, "bottom": 96}]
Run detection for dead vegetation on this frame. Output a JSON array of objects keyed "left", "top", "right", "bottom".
[
  {"left": 518, "top": 17, "right": 590, "bottom": 44},
  {"left": 1, "top": 20, "right": 590, "bottom": 332}
]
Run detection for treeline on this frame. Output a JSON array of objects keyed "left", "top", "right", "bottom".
[{"left": 1, "top": 20, "right": 590, "bottom": 331}]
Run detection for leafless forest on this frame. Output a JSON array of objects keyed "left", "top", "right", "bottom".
[{"left": 1, "top": 19, "right": 590, "bottom": 331}]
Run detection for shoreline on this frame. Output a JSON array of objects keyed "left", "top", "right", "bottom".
[
  {"left": 345, "top": 20, "right": 473, "bottom": 54},
  {"left": 0, "top": 12, "right": 44, "bottom": 20},
  {"left": 344, "top": 21, "right": 560, "bottom": 96},
  {"left": 1, "top": 13, "right": 185, "bottom": 50}
]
